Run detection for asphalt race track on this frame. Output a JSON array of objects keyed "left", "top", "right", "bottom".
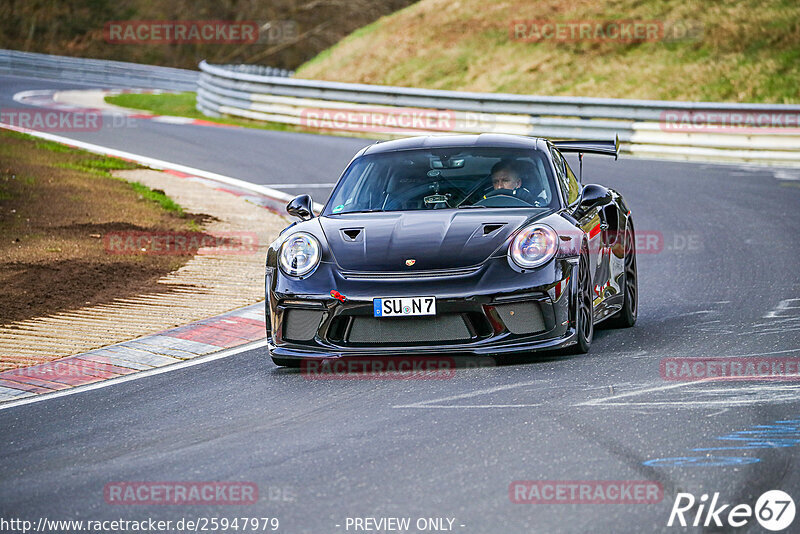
[{"left": 2, "top": 73, "right": 800, "bottom": 533}]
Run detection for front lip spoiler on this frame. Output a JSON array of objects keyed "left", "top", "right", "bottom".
[{"left": 267, "top": 329, "right": 577, "bottom": 361}]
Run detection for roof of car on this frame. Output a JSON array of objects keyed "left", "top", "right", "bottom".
[{"left": 361, "top": 134, "right": 544, "bottom": 156}]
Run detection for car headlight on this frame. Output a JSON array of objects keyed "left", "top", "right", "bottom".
[
  {"left": 279, "top": 232, "right": 321, "bottom": 277},
  {"left": 509, "top": 224, "right": 559, "bottom": 269}
]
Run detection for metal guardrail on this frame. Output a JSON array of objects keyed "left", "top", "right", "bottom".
[
  {"left": 2, "top": 50, "right": 794, "bottom": 165},
  {"left": 0, "top": 49, "right": 199, "bottom": 91},
  {"left": 198, "top": 60, "right": 800, "bottom": 165},
  {"left": 210, "top": 63, "right": 293, "bottom": 78}
]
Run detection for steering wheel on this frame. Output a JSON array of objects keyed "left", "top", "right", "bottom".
[
  {"left": 384, "top": 182, "right": 451, "bottom": 210},
  {"left": 455, "top": 178, "right": 493, "bottom": 208},
  {"left": 473, "top": 188, "right": 536, "bottom": 208},
  {"left": 483, "top": 188, "right": 517, "bottom": 199}
]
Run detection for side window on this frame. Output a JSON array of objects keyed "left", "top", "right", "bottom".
[
  {"left": 563, "top": 160, "right": 581, "bottom": 205},
  {"left": 549, "top": 147, "right": 570, "bottom": 206},
  {"left": 328, "top": 160, "right": 373, "bottom": 212}
]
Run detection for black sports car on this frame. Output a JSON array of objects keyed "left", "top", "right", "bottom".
[{"left": 265, "top": 134, "right": 637, "bottom": 366}]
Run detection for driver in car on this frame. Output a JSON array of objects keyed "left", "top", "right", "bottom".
[{"left": 487, "top": 160, "right": 545, "bottom": 206}]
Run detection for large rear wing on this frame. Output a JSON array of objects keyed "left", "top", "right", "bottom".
[{"left": 552, "top": 134, "right": 619, "bottom": 160}]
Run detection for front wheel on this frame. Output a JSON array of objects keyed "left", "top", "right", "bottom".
[
  {"left": 569, "top": 252, "right": 594, "bottom": 354},
  {"left": 608, "top": 225, "right": 638, "bottom": 328}
]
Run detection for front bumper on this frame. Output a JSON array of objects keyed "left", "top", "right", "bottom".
[{"left": 267, "top": 256, "right": 578, "bottom": 361}]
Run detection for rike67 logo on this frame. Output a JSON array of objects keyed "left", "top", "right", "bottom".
[{"left": 668, "top": 490, "right": 795, "bottom": 531}]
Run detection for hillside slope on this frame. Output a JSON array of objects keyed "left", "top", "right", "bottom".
[
  {"left": 296, "top": 0, "right": 800, "bottom": 103},
  {"left": 0, "top": 0, "right": 415, "bottom": 70}
]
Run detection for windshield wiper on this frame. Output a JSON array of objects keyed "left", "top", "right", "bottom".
[{"left": 457, "top": 204, "right": 487, "bottom": 209}]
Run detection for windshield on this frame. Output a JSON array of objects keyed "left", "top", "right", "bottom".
[{"left": 323, "top": 147, "right": 558, "bottom": 215}]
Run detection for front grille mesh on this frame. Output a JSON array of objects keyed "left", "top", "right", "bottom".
[
  {"left": 347, "top": 314, "right": 471, "bottom": 344},
  {"left": 284, "top": 309, "right": 323, "bottom": 341},
  {"left": 494, "top": 301, "right": 545, "bottom": 335}
]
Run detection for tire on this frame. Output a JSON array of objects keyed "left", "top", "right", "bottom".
[
  {"left": 568, "top": 250, "right": 594, "bottom": 354},
  {"left": 608, "top": 225, "right": 638, "bottom": 328}
]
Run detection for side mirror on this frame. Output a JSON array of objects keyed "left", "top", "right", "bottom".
[
  {"left": 286, "top": 194, "right": 314, "bottom": 221},
  {"left": 573, "top": 184, "right": 612, "bottom": 218}
]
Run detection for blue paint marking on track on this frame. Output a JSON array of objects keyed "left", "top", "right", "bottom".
[
  {"left": 644, "top": 418, "right": 800, "bottom": 467},
  {"left": 643, "top": 456, "right": 760, "bottom": 467}
]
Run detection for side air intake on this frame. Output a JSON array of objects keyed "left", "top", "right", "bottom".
[
  {"left": 483, "top": 223, "right": 506, "bottom": 236},
  {"left": 341, "top": 228, "right": 363, "bottom": 242}
]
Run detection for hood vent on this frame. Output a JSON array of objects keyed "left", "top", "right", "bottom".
[
  {"left": 341, "top": 228, "right": 363, "bottom": 242},
  {"left": 482, "top": 223, "right": 506, "bottom": 236}
]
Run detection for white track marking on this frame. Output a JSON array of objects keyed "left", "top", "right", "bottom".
[
  {"left": 0, "top": 339, "right": 268, "bottom": 412},
  {"left": 591, "top": 385, "right": 800, "bottom": 407},
  {"left": 752, "top": 316, "right": 800, "bottom": 326},
  {"left": 0, "top": 120, "right": 295, "bottom": 205},
  {"left": 774, "top": 170, "right": 800, "bottom": 181},
  {"left": 679, "top": 347, "right": 800, "bottom": 358},
  {"left": 398, "top": 404, "right": 543, "bottom": 409},
  {"left": 745, "top": 326, "right": 800, "bottom": 337},
  {"left": 393, "top": 348, "right": 800, "bottom": 410},
  {"left": 764, "top": 298, "right": 800, "bottom": 319},
  {"left": 575, "top": 380, "right": 705, "bottom": 407},
  {"left": 262, "top": 183, "right": 337, "bottom": 188},
  {"left": 393, "top": 379, "right": 544, "bottom": 409},
  {"left": 595, "top": 399, "right": 798, "bottom": 407},
  {"left": 580, "top": 346, "right": 800, "bottom": 408},
  {"left": 581, "top": 379, "right": 800, "bottom": 408},
  {"left": 615, "top": 350, "right": 650, "bottom": 359},
  {"left": 150, "top": 116, "right": 196, "bottom": 124}
]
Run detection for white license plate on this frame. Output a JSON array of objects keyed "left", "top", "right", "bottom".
[{"left": 373, "top": 296, "right": 436, "bottom": 317}]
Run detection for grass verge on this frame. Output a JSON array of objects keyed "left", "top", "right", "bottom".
[
  {"left": 106, "top": 92, "right": 300, "bottom": 133},
  {"left": 295, "top": 0, "right": 800, "bottom": 104},
  {"left": 0, "top": 129, "right": 210, "bottom": 325}
]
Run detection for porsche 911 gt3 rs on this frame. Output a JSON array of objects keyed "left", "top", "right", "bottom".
[{"left": 265, "top": 134, "right": 636, "bottom": 366}]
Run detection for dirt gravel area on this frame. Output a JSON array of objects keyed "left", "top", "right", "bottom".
[
  {"left": 0, "top": 131, "right": 206, "bottom": 325},
  {"left": 0, "top": 131, "right": 289, "bottom": 371}
]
